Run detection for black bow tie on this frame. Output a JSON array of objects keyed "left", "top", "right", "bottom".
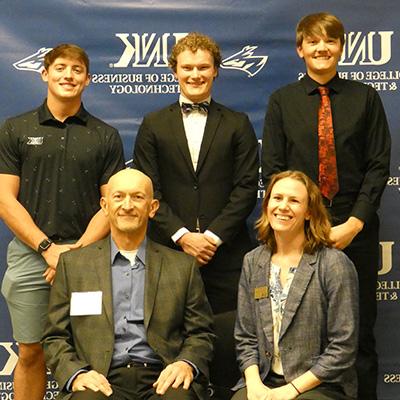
[{"left": 181, "top": 102, "right": 210, "bottom": 114}]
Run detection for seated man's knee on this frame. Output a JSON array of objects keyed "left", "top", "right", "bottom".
[
  {"left": 71, "top": 390, "right": 109, "bottom": 399},
  {"left": 161, "top": 386, "right": 198, "bottom": 400}
]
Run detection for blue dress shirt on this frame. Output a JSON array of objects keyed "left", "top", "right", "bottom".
[{"left": 110, "top": 237, "right": 161, "bottom": 367}]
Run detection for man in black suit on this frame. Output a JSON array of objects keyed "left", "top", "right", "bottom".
[
  {"left": 133, "top": 32, "right": 258, "bottom": 314},
  {"left": 133, "top": 32, "right": 259, "bottom": 397}
]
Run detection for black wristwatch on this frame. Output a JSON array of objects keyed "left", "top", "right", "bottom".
[{"left": 38, "top": 238, "right": 53, "bottom": 254}]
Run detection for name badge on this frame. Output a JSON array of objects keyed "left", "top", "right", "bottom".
[
  {"left": 70, "top": 291, "right": 102, "bottom": 316},
  {"left": 254, "top": 286, "right": 269, "bottom": 299}
]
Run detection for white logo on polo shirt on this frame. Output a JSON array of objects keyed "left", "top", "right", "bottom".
[{"left": 27, "top": 137, "right": 44, "bottom": 145}]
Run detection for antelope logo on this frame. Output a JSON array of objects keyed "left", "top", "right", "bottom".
[
  {"left": 13, "top": 47, "right": 52, "bottom": 73},
  {"left": 220, "top": 45, "right": 268, "bottom": 77}
]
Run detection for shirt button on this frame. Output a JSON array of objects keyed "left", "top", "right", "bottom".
[
  {"left": 193, "top": 185, "right": 198, "bottom": 190},
  {"left": 265, "top": 351, "right": 272, "bottom": 358}
]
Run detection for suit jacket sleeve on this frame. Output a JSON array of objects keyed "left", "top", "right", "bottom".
[
  {"left": 174, "top": 259, "right": 215, "bottom": 377},
  {"left": 261, "top": 91, "right": 288, "bottom": 185},
  {"left": 41, "top": 254, "right": 91, "bottom": 391},
  {"left": 206, "top": 114, "right": 259, "bottom": 243},
  {"left": 133, "top": 116, "right": 187, "bottom": 236}
]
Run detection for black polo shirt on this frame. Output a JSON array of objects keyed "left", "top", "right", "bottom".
[{"left": 0, "top": 101, "right": 125, "bottom": 240}]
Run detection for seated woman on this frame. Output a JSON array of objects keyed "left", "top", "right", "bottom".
[{"left": 232, "top": 171, "right": 358, "bottom": 400}]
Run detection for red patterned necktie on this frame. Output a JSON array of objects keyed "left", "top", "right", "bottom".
[{"left": 317, "top": 86, "right": 339, "bottom": 200}]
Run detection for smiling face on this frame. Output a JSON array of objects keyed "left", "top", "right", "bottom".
[
  {"left": 267, "top": 177, "right": 310, "bottom": 239},
  {"left": 174, "top": 49, "right": 218, "bottom": 102},
  {"left": 101, "top": 169, "right": 159, "bottom": 240},
  {"left": 297, "top": 35, "right": 343, "bottom": 83},
  {"left": 41, "top": 56, "right": 90, "bottom": 103}
]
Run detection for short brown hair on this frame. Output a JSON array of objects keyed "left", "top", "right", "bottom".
[
  {"left": 168, "top": 32, "right": 222, "bottom": 72},
  {"left": 296, "top": 12, "right": 345, "bottom": 48},
  {"left": 256, "top": 170, "right": 333, "bottom": 254},
  {"left": 44, "top": 43, "right": 90, "bottom": 73}
]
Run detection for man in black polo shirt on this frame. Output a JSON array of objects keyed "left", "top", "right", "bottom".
[
  {"left": 0, "top": 44, "right": 124, "bottom": 400},
  {"left": 262, "top": 13, "right": 391, "bottom": 400}
]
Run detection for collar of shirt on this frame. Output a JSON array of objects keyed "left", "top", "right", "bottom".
[
  {"left": 38, "top": 100, "right": 89, "bottom": 126},
  {"left": 110, "top": 236, "right": 147, "bottom": 267},
  {"left": 302, "top": 73, "right": 342, "bottom": 96}
]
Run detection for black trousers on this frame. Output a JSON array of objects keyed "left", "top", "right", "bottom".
[
  {"left": 231, "top": 386, "right": 349, "bottom": 400},
  {"left": 207, "top": 310, "right": 240, "bottom": 400},
  {"left": 231, "top": 372, "right": 349, "bottom": 400},
  {"left": 70, "top": 363, "right": 199, "bottom": 400},
  {"left": 200, "top": 235, "right": 254, "bottom": 400},
  {"left": 329, "top": 204, "right": 379, "bottom": 400}
]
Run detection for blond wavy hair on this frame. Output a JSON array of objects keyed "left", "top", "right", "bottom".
[{"left": 168, "top": 32, "right": 222, "bottom": 73}]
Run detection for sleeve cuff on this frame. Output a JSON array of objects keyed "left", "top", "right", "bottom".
[
  {"left": 66, "top": 369, "right": 88, "bottom": 392},
  {"left": 171, "top": 228, "right": 190, "bottom": 244},
  {"left": 181, "top": 359, "right": 200, "bottom": 379},
  {"left": 204, "top": 230, "right": 223, "bottom": 247}
]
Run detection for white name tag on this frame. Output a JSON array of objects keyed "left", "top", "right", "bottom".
[{"left": 70, "top": 291, "right": 102, "bottom": 316}]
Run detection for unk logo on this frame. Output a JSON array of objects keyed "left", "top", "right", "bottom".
[
  {"left": 13, "top": 34, "right": 268, "bottom": 78},
  {"left": 111, "top": 33, "right": 268, "bottom": 77},
  {"left": 13, "top": 47, "right": 52, "bottom": 73},
  {"left": 340, "top": 31, "right": 393, "bottom": 66},
  {"left": 111, "top": 33, "right": 187, "bottom": 68}
]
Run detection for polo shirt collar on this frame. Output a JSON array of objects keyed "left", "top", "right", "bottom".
[{"left": 38, "top": 100, "right": 89, "bottom": 125}]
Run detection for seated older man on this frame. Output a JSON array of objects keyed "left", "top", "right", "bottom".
[{"left": 42, "top": 169, "right": 215, "bottom": 400}]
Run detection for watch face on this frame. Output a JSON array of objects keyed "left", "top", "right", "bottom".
[{"left": 39, "top": 239, "right": 52, "bottom": 252}]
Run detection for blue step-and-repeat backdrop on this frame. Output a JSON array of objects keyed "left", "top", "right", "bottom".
[{"left": 0, "top": 1, "right": 399, "bottom": 399}]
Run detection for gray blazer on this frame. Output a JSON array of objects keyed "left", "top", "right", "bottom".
[{"left": 234, "top": 245, "right": 359, "bottom": 398}]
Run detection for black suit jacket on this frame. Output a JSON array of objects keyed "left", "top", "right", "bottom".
[
  {"left": 42, "top": 238, "right": 215, "bottom": 400},
  {"left": 133, "top": 101, "right": 259, "bottom": 301}
]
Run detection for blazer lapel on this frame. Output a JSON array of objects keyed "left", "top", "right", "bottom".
[
  {"left": 253, "top": 247, "right": 275, "bottom": 345},
  {"left": 279, "top": 252, "right": 317, "bottom": 340},
  {"left": 93, "top": 237, "right": 114, "bottom": 328},
  {"left": 196, "top": 100, "right": 222, "bottom": 173},
  {"left": 168, "top": 102, "right": 197, "bottom": 177},
  {"left": 144, "top": 240, "right": 162, "bottom": 329}
]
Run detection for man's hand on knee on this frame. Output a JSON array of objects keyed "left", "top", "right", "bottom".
[
  {"left": 72, "top": 370, "right": 112, "bottom": 397},
  {"left": 153, "top": 360, "right": 194, "bottom": 395}
]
